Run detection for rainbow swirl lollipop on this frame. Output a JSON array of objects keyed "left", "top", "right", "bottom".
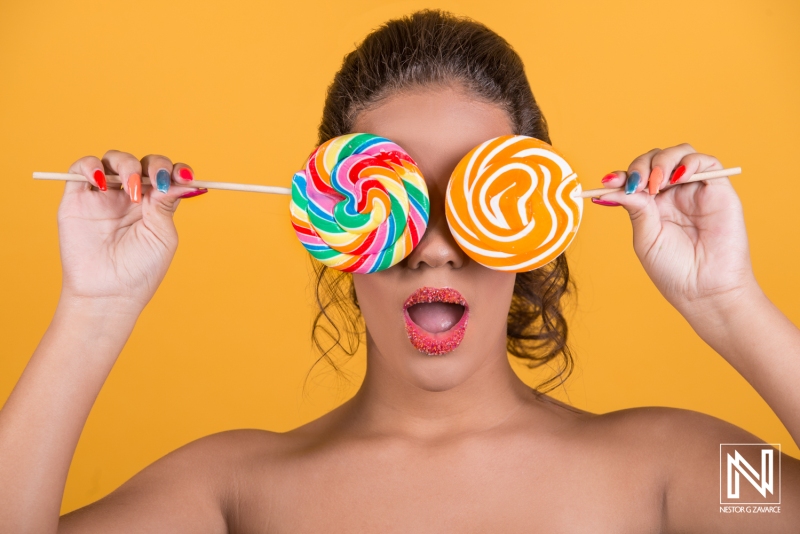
[
  {"left": 290, "top": 133, "right": 430, "bottom": 273},
  {"left": 445, "top": 135, "right": 583, "bottom": 272}
]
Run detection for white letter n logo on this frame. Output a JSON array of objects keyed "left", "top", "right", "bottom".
[{"left": 727, "top": 448, "right": 773, "bottom": 499}]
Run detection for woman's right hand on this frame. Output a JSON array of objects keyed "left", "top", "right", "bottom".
[{"left": 57, "top": 150, "right": 206, "bottom": 311}]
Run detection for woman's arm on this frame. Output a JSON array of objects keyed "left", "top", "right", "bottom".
[
  {"left": 0, "top": 151, "right": 224, "bottom": 533},
  {"left": 0, "top": 297, "right": 138, "bottom": 532},
  {"left": 597, "top": 143, "right": 800, "bottom": 531},
  {"left": 683, "top": 284, "right": 800, "bottom": 445},
  {"left": 599, "top": 144, "right": 800, "bottom": 444}
]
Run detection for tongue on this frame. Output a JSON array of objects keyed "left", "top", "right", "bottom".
[{"left": 407, "top": 302, "right": 465, "bottom": 333}]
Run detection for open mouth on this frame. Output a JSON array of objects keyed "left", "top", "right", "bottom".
[{"left": 403, "top": 287, "right": 469, "bottom": 356}]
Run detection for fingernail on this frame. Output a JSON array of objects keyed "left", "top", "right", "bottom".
[
  {"left": 178, "top": 188, "right": 208, "bottom": 199},
  {"left": 156, "top": 169, "right": 170, "bottom": 193},
  {"left": 669, "top": 165, "right": 686, "bottom": 185},
  {"left": 601, "top": 172, "right": 616, "bottom": 184},
  {"left": 591, "top": 197, "right": 621, "bottom": 207},
  {"left": 648, "top": 167, "right": 663, "bottom": 195},
  {"left": 624, "top": 171, "right": 640, "bottom": 195},
  {"left": 93, "top": 169, "right": 107, "bottom": 191},
  {"left": 128, "top": 173, "right": 141, "bottom": 203},
  {"left": 179, "top": 168, "right": 194, "bottom": 182}
]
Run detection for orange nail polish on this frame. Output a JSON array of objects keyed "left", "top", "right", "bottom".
[
  {"left": 128, "top": 173, "right": 141, "bottom": 203},
  {"left": 648, "top": 167, "right": 663, "bottom": 195}
]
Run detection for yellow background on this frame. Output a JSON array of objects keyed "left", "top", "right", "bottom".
[{"left": 1, "top": 0, "right": 798, "bottom": 515}]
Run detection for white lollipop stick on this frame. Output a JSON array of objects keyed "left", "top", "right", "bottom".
[{"left": 34, "top": 166, "right": 742, "bottom": 200}]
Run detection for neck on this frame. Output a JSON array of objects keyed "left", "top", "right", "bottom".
[{"left": 342, "top": 331, "right": 540, "bottom": 441}]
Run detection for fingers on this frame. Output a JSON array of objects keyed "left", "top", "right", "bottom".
[
  {"left": 591, "top": 144, "right": 692, "bottom": 247},
  {"left": 174, "top": 163, "right": 194, "bottom": 185},
  {"left": 65, "top": 152, "right": 204, "bottom": 204},
  {"left": 114, "top": 154, "right": 203, "bottom": 243},
  {"left": 591, "top": 143, "right": 727, "bottom": 254},
  {"left": 663, "top": 151, "right": 724, "bottom": 188},
  {"left": 650, "top": 142, "right": 700, "bottom": 192},
  {"left": 140, "top": 153, "right": 202, "bottom": 195},
  {"left": 141, "top": 155, "right": 208, "bottom": 218},
  {"left": 592, "top": 148, "right": 662, "bottom": 196},
  {"left": 625, "top": 147, "right": 661, "bottom": 195},
  {"left": 140, "top": 153, "right": 175, "bottom": 196},
  {"left": 102, "top": 149, "right": 143, "bottom": 203},
  {"left": 67, "top": 155, "right": 108, "bottom": 193},
  {"left": 596, "top": 143, "right": 709, "bottom": 198},
  {"left": 597, "top": 144, "right": 700, "bottom": 198}
]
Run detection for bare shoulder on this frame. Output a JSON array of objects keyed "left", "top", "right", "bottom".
[
  {"left": 558, "top": 402, "right": 773, "bottom": 446},
  {"left": 591, "top": 404, "right": 793, "bottom": 463},
  {"left": 584, "top": 405, "right": 793, "bottom": 481},
  {"left": 590, "top": 404, "right": 747, "bottom": 439},
  {"left": 130, "top": 427, "right": 290, "bottom": 474},
  {"left": 59, "top": 429, "right": 284, "bottom": 533},
  {"left": 179, "top": 427, "right": 289, "bottom": 459},
  {"left": 585, "top": 405, "right": 800, "bottom": 533}
]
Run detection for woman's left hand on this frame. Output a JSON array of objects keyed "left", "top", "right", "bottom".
[{"left": 595, "top": 143, "right": 759, "bottom": 319}]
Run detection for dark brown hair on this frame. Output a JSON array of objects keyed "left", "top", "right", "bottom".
[{"left": 309, "top": 9, "right": 574, "bottom": 393}]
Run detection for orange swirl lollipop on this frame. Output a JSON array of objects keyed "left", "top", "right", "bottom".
[{"left": 445, "top": 135, "right": 583, "bottom": 272}]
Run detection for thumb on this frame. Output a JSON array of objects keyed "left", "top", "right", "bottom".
[
  {"left": 592, "top": 170, "right": 662, "bottom": 255},
  {"left": 140, "top": 181, "right": 202, "bottom": 241}
]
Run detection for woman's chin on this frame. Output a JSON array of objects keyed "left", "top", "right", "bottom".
[
  {"left": 377, "top": 337, "right": 489, "bottom": 393},
  {"left": 404, "top": 360, "right": 478, "bottom": 392}
]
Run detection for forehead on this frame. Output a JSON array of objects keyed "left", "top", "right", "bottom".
[{"left": 351, "top": 85, "right": 514, "bottom": 186}]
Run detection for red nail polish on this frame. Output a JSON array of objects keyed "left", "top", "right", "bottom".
[
  {"left": 591, "top": 197, "right": 621, "bottom": 207},
  {"left": 178, "top": 188, "right": 208, "bottom": 199},
  {"left": 601, "top": 173, "right": 616, "bottom": 184},
  {"left": 669, "top": 165, "right": 686, "bottom": 185},
  {"left": 179, "top": 168, "right": 194, "bottom": 181},
  {"left": 93, "top": 169, "right": 107, "bottom": 191}
]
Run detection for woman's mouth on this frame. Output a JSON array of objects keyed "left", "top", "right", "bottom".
[{"left": 403, "top": 287, "right": 469, "bottom": 356}]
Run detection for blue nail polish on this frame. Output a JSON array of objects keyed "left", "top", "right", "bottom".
[
  {"left": 156, "top": 169, "right": 170, "bottom": 193},
  {"left": 624, "top": 171, "right": 640, "bottom": 195}
]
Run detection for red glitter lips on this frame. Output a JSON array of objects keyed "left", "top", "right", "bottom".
[{"left": 403, "top": 287, "right": 469, "bottom": 356}]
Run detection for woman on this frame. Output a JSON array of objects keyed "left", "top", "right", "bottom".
[{"left": 1, "top": 9, "right": 798, "bottom": 533}]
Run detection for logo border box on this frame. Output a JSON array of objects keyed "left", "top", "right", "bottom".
[{"left": 720, "top": 443, "right": 781, "bottom": 505}]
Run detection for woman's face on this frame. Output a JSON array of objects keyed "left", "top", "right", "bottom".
[{"left": 352, "top": 85, "right": 517, "bottom": 392}]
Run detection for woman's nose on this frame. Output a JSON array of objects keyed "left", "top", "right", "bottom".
[{"left": 404, "top": 201, "right": 468, "bottom": 270}]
